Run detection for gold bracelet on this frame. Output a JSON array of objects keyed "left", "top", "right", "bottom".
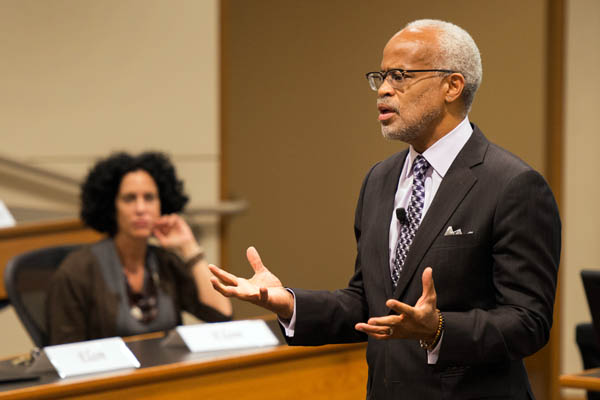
[{"left": 419, "top": 309, "right": 444, "bottom": 350}]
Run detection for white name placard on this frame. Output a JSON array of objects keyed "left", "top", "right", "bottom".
[
  {"left": 44, "top": 337, "right": 140, "bottom": 379},
  {"left": 0, "top": 200, "right": 15, "bottom": 228},
  {"left": 167, "top": 320, "right": 280, "bottom": 353}
]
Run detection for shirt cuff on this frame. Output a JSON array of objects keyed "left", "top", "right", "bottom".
[
  {"left": 426, "top": 331, "right": 444, "bottom": 364},
  {"left": 277, "top": 289, "right": 297, "bottom": 337}
]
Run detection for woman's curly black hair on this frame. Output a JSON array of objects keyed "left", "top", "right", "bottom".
[{"left": 80, "top": 152, "right": 189, "bottom": 236}]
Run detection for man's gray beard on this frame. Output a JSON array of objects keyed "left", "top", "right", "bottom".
[
  {"left": 381, "top": 123, "right": 420, "bottom": 142},
  {"left": 381, "top": 107, "right": 442, "bottom": 143}
]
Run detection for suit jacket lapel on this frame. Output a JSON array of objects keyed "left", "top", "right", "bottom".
[
  {"left": 375, "top": 150, "right": 408, "bottom": 300},
  {"left": 392, "top": 126, "right": 488, "bottom": 300}
]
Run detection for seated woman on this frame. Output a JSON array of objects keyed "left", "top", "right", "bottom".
[{"left": 47, "top": 152, "right": 232, "bottom": 345}]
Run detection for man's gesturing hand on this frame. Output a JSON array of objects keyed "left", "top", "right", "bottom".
[
  {"left": 355, "top": 267, "right": 439, "bottom": 341},
  {"left": 208, "top": 246, "right": 294, "bottom": 320}
]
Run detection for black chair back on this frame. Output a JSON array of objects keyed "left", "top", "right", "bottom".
[
  {"left": 4, "top": 244, "right": 80, "bottom": 347},
  {"left": 580, "top": 270, "right": 600, "bottom": 400},
  {"left": 582, "top": 270, "right": 600, "bottom": 342}
]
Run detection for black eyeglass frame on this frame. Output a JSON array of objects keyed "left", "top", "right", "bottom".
[{"left": 365, "top": 68, "right": 457, "bottom": 91}]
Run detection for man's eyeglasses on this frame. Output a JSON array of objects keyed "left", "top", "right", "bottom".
[{"left": 365, "top": 68, "right": 456, "bottom": 91}]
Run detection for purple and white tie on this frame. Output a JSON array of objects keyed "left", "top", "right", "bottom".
[{"left": 391, "top": 155, "right": 429, "bottom": 287}]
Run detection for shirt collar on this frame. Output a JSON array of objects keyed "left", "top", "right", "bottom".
[{"left": 406, "top": 116, "right": 473, "bottom": 178}]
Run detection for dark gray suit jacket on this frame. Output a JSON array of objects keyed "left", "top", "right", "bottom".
[{"left": 287, "top": 125, "right": 561, "bottom": 399}]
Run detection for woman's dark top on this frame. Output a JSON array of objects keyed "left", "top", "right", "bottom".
[{"left": 46, "top": 239, "right": 230, "bottom": 345}]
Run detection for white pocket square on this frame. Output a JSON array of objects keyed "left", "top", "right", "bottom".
[{"left": 444, "top": 226, "right": 473, "bottom": 236}]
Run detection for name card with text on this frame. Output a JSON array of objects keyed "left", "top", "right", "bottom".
[
  {"left": 44, "top": 337, "right": 140, "bottom": 379},
  {"left": 0, "top": 200, "right": 15, "bottom": 228},
  {"left": 166, "top": 320, "right": 280, "bottom": 353}
]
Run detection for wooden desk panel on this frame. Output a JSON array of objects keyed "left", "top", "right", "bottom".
[
  {"left": 560, "top": 368, "right": 600, "bottom": 392},
  {"left": 0, "top": 342, "right": 367, "bottom": 400},
  {"left": 0, "top": 219, "right": 102, "bottom": 299}
]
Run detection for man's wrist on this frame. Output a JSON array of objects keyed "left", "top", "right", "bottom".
[
  {"left": 420, "top": 309, "right": 444, "bottom": 350},
  {"left": 276, "top": 289, "right": 295, "bottom": 320}
]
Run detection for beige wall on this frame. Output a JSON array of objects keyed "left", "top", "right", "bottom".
[
  {"left": 562, "top": 0, "right": 600, "bottom": 397},
  {"left": 1, "top": 0, "right": 219, "bottom": 209},
  {"left": 0, "top": 0, "right": 220, "bottom": 356}
]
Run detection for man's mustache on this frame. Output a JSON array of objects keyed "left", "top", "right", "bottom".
[{"left": 377, "top": 100, "right": 399, "bottom": 114}]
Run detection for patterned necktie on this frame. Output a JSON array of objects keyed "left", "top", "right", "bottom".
[{"left": 391, "top": 155, "right": 430, "bottom": 287}]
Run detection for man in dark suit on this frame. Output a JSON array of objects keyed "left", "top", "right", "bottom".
[{"left": 209, "top": 19, "right": 560, "bottom": 399}]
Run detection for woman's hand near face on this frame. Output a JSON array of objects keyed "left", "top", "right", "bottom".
[
  {"left": 154, "top": 214, "right": 233, "bottom": 317},
  {"left": 152, "top": 214, "right": 201, "bottom": 259}
]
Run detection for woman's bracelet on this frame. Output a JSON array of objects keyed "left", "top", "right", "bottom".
[
  {"left": 419, "top": 309, "right": 444, "bottom": 350},
  {"left": 184, "top": 248, "right": 205, "bottom": 268}
]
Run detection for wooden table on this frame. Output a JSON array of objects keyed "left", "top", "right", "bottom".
[
  {"left": 0, "top": 328, "right": 368, "bottom": 399},
  {"left": 560, "top": 368, "right": 600, "bottom": 392}
]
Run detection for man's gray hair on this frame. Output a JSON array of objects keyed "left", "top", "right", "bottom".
[{"left": 405, "top": 19, "right": 482, "bottom": 113}]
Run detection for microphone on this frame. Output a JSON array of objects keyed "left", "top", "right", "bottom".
[{"left": 396, "top": 208, "right": 408, "bottom": 225}]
